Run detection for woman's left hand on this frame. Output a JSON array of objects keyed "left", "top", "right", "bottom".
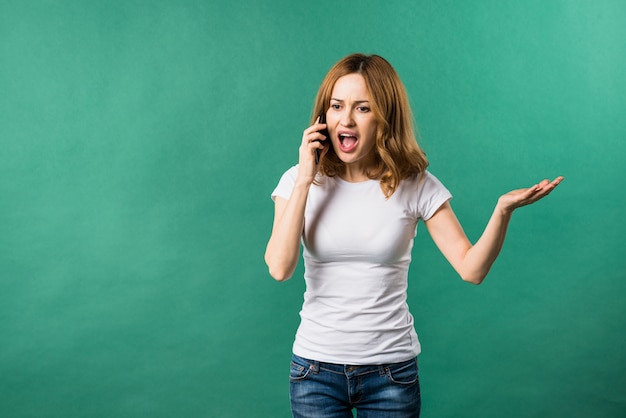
[{"left": 497, "top": 176, "right": 564, "bottom": 215}]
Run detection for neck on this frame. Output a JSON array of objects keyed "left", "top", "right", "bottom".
[{"left": 341, "top": 161, "right": 373, "bottom": 183}]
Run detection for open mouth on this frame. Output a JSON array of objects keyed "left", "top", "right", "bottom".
[{"left": 338, "top": 133, "right": 358, "bottom": 152}]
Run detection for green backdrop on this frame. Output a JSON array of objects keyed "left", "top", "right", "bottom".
[{"left": 1, "top": 1, "right": 624, "bottom": 417}]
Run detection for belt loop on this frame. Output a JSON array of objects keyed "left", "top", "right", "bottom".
[{"left": 310, "top": 360, "right": 320, "bottom": 373}]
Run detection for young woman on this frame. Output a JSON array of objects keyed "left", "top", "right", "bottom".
[{"left": 265, "top": 53, "right": 563, "bottom": 417}]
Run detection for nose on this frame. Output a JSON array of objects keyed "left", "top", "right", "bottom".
[{"left": 340, "top": 108, "right": 355, "bottom": 127}]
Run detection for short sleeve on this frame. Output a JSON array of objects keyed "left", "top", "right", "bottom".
[
  {"left": 271, "top": 165, "right": 299, "bottom": 201},
  {"left": 415, "top": 171, "right": 452, "bottom": 220}
]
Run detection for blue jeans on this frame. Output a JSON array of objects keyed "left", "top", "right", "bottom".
[{"left": 289, "top": 354, "right": 421, "bottom": 418}]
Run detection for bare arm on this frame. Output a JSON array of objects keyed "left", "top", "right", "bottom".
[
  {"left": 425, "top": 176, "right": 564, "bottom": 284},
  {"left": 264, "top": 185, "right": 309, "bottom": 282},
  {"left": 264, "top": 118, "right": 328, "bottom": 281}
]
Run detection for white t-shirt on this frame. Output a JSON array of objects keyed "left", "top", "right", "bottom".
[{"left": 272, "top": 166, "right": 452, "bottom": 364}]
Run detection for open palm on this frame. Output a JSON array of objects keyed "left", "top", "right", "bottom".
[{"left": 498, "top": 176, "right": 564, "bottom": 213}]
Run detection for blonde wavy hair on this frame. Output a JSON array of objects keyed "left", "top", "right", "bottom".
[{"left": 312, "top": 53, "right": 429, "bottom": 198}]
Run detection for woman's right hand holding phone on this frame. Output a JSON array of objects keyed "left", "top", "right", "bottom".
[{"left": 297, "top": 117, "right": 328, "bottom": 185}]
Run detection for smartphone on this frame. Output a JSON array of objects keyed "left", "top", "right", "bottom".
[{"left": 315, "top": 111, "right": 329, "bottom": 164}]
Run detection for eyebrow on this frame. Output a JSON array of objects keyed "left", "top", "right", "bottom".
[{"left": 330, "top": 98, "right": 370, "bottom": 104}]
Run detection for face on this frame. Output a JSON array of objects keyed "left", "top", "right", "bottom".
[{"left": 326, "top": 73, "right": 378, "bottom": 172}]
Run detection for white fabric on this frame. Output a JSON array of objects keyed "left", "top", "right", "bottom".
[{"left": 272, "top": 165, "right": 452, "bottom": 364}]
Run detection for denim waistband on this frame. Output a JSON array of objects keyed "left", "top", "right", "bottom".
[{"left": 292, "top": 354, "right": 416, "bottom": 377}]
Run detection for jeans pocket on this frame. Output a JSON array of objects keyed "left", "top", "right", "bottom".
[
  {"left": 385, "top": 358, "right": 419, "bottom": 386},
  {"left": 289, "top": 357, "right": 314, "bottom": 382}
]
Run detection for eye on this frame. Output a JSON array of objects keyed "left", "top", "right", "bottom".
[
  {"left": 330, "top": 103, "right": 342, "bottom": 110},
  {"left": 357, "top": 106, "right": 370, "bottom": 113}
]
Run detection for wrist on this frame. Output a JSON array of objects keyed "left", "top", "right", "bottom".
[
  {"left": 293, "top": 177, "right": 314, "bottom": 191},
  {"left": 495, "top": 198, "right": 514, "bottom": 218}
]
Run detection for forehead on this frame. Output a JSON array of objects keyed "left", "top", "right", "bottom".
[{"left": 331, "top": 73, "right": 370, "bottom": 100}]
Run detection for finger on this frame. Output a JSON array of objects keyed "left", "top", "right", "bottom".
[
  {"left": 540, "top": 176, "right": 564, "bottom": 189},
  {"left": 309, "top": 138, "right": 322, "bottom": 148},
  {"left": 538, "top": 176, "right": 564, "bottom": 194},
  {"left": 304, "top": 118, "right": 320, "bottom": 134},
  {"left": 307, "top": 140, "right": 327, "bottom": 165},
  {"left": 304, "top": 124, "right": 327, "bottom": 140},
  {"left": 529, "top": 180, "right": 556, "bottom": 200},
  {"left": 524, "top": 184, "right": 542, "bottom": 197},
  {"left": 551, "top": 176, "right": 564, "bottom": 186},
  {"left": 530, "top": 178, "right": 562, "bottom": 201},
  {"left": 312, "top": 118, "right": 327, "bottom": 132},
  {"left": 529, "top": 179, "right": 553, "bottom": 196},
  {"left": 308, "top": 132, "right": 327, "bottom": 145}
]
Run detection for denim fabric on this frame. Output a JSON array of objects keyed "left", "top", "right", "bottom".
[{"left": 289, "top": 354, "right": 421, "bottom": 418}]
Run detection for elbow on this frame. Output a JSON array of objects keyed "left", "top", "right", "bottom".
[
  {"left": 457, "top": 260, "right": 491, "bottom": 285},
  {"left": 462, "top": 277, "right": 484, "bottom": 285},
  {"left": 264, "top": 253, "right": 294, "bottom": 282},
  {"left": 460, "top": 272, "right": 486, "bottom": 285},
  {"left": 264, "top": 240, "right": 300, "bottom": 282},
  {"left": 267, "top": 266, "right": 292, "bottom": 282}
]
